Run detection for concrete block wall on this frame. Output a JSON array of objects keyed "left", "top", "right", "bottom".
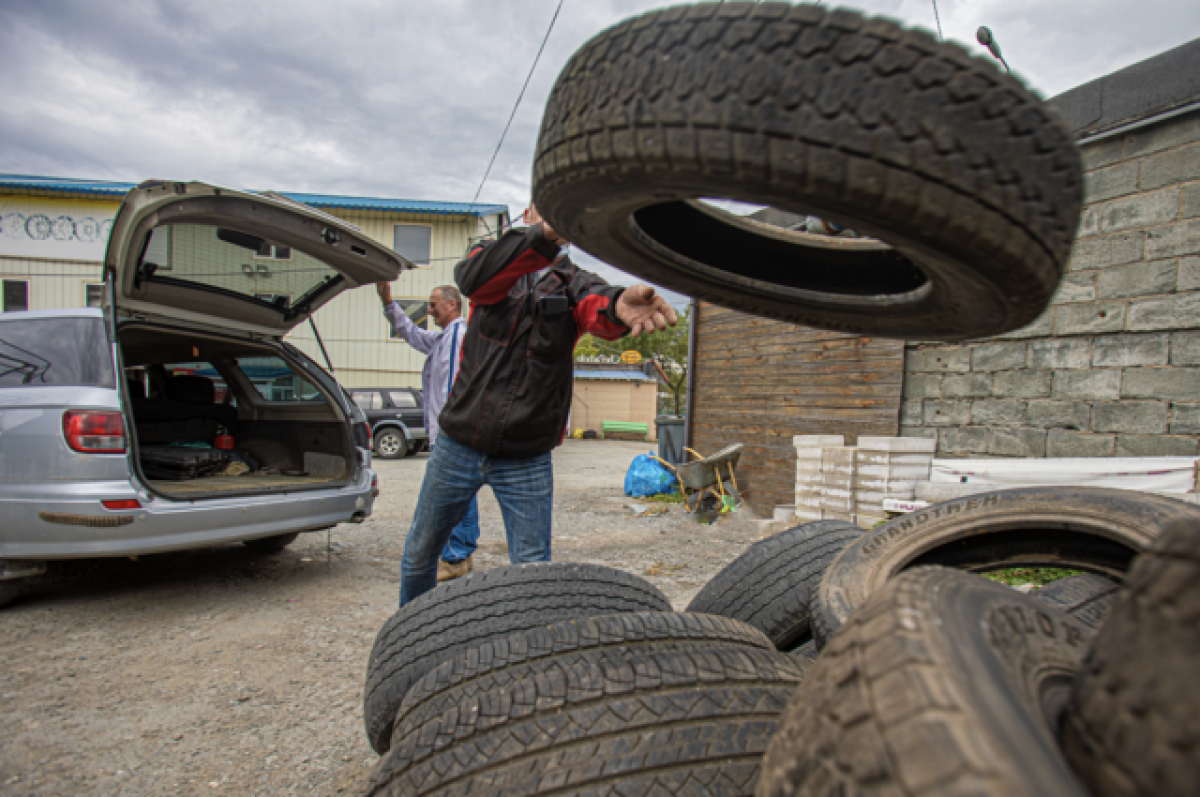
[{"left": 901, "top": 110, "right": 1200, "bottom": 458}]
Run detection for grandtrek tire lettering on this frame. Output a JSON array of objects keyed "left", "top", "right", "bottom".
[{"left": 811, "top": 486, "right": 1200, "bottom": 648}]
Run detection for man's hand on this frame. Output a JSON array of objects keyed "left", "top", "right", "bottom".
[
  {"left": 615, "top": 285, "right": 677, "bottom": 337},
  {"left": 524, "top": 205, "right": 566, "bottom": 246},
  {"left": 375, "top": 282, "right": 393, "bottom": 305}
]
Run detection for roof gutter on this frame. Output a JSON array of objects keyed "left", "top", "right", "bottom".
[{"left": 1076, "top": 100, "right": 1200, "bottom": 146}]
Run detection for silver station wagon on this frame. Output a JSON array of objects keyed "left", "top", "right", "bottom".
[{"left": 0, "top": 181, "right": 412, "bottom": 606}]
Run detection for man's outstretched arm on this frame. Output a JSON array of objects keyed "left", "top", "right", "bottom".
[{"left": 377, "top": 282, "right": 438, "bottom": 355}]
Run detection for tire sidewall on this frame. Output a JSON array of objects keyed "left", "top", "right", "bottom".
[{"left": 375, "top": 428, "right": 407, "bottom": 460}]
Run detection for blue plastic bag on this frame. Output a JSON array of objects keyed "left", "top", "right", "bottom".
[{"left": 624, "top": 451, "right": 678, "bottom": 498}]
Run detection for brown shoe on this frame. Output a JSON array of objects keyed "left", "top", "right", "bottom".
[{"left": 436, "top": 555, "right": 473, "bottom": 582}]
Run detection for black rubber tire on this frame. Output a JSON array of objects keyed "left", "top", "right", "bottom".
[
  {"left": 1062, "top": 520, "right": 1200, "bottom": 797},
  {"left": 790, "top": 639, "right": 817, "bottom": 665},
  {"left": 760, "top": 567, "right": 1092, "bottom": 797},
  {"left": 374, "top": 428, "right": 408, "bottom": 460},
  {"left": 685, "top": 520, "right": 861, "bottom": 650},
  {"left": 368, "top": 645, "right": 807, "bottom": 796},
  {"left": 811, "top": 487, "right": 1200, "bottom": 648},
  {"left": 241, "top": 532, "right": 299, "bottom": 554},
  {"left": 363, "top": 562, "right": 670, "bottom": 754},
  {"left": 1032, "top": 573, "right": 1119, "bottom": 630},
  {"left": 0, "top": 580, "right": 22, "bottom": 609},
  {"left": 391, "top": 611, "right": 775, "bottom": 742},
  {"left": 533, "top": 3, "right": 1082, "bottom": 341}
]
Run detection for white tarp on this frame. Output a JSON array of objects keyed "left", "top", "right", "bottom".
[{"left": 930, "top": 457, "right": 1198, "bottom": 493}]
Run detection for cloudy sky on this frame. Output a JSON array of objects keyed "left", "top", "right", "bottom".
[{"left": 2, "top": 0, "right": 1197, "bottom": 290}]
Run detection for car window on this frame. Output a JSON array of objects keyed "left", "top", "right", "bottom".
[
  {"left": 231, "top": 356, "right": 322, "bottom": 402},
  {"left": 387, "top": 391, "right": 417, "bottom": 408},
  {"left": 0, "top": 317, "right": 114, "bottom": 388},
  {"left": 351, "top": 391, "right": 383, "bottom": 411},
  {"left": 161, "top": 362, "right": 232, "bottom": 403}
]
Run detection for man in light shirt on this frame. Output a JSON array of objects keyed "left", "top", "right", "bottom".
[{"left": 376, "top": 282, "right": 478, "bottom": 580}]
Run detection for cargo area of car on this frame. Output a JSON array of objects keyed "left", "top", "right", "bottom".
[{"left": 118, "top": 323, "right": 354, "bottom": 499}]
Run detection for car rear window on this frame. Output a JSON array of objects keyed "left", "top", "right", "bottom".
[{"left": 0, "top": 317, "right": 114, "bottom": 388}]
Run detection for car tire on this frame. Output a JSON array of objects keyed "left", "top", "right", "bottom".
[
  {"left": 374, "top": 428, "right": 408, "bottom": 460},
  {"left": 760, "top": 567, "right": 1092, "bottom": 797},
  {"left": 363, "top": 562, "right": 671, "bottom": 754},
  {"left": 241, "top": 532, "right": 300, "bottom": 554},
  {"left": 685, "top": 520, "right": 861, "bottom": 650},
  {"left": 1032, "top": 573, "right": 1120, "bottom": 631},
  {"left": 0, "top": 580, "right": 22, "bottom": 609},
  {"left": 368, "top": 645, "right": 807, "bottom": 796},
  {"left": 391, "top": 611, "right": 775, "bottom": 743},
  {"left": 811, "top": 486, "right": 1200, "bottom": 648},
  {"left": 1061, "top": 520, "right": 1200, "bottom": 797},
  {"left": 532, "top": 3, "right": 1082, "bottom": 340}
]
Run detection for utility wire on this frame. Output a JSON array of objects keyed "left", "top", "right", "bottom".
[
  {"left": 931, "top": 0, "right": 943, "bottom": 41},
  {"left": 466, "top": 0, "right": 565, "bottom": 235}
]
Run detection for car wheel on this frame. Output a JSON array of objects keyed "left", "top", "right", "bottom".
[
  {"left": 0, "top": 580, "right": 23, "bottom": 609},
  {"left": 363, "top": 562, "right": 671, "bottom": 754},
  {"left": 374, "top": 428, "right": 408, "bottom": 460},
  {"left": 241, "top": 533, "right": 300, "bottom": 554},
  {"left": 811, "top": 486, "right": 1200, "bottom": 648},
  {"left": 532, "top": 3, "right": 1082, "bottom": 340},
  {"left": 761, "top": 567, "right": 1093, "bottom": 797}
]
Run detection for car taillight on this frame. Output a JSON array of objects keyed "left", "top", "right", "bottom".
[
  {"left": 63, "top": 410, "right": 126, "bottom": 453},
  {"left": 102, "top": 499, "right": 141, "bottom": 510},
  {"left": 371, "top": 474, "right": 378, "bottom": 488},
  {"left": 362, "top": 422, "right": 373, "bottom": 448}
]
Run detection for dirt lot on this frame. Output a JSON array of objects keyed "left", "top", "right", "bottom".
[{"left": 0, "top": 440, "right": 776, "bottom": 796}]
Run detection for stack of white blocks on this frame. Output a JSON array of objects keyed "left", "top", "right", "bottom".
[{"left": 792, "top": 434, "right": 937, "bottom": 529}]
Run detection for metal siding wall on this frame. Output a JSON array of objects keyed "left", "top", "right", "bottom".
[
  {"left": 688, "top": 302, "right": 904, "bottom": 515},
  {"left": 0, "top": 256, "right": 103, "bottom": 310}
]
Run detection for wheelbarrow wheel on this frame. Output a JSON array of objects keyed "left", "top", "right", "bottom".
[{"left": 533, "top": 3, "right": 1082, "bottom": 340}]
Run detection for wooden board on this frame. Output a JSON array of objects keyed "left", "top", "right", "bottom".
[{"left": 688, "top": 302, "right": 903, "bottom": 516}]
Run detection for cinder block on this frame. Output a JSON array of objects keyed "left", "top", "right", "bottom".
[
  {"left": 971, "top": 399, "right": 1027, "bottom": 426},
  {"left": 992, "top": 310, "right": 1055, "bottom": 340},
  {"left": 1050, "top": 272, "right": 1097, "bottom": 305},
  {"left": 1123, "top": 119, "right": 1200, "bottom": 158},
  {"left": 1171, "top": 403, "right": 1200, "bottom": 435},
  {"left": 1170, "top": 330, "right": 1200, "bottom": 365},
  {"left": 942, "top": 373, "right": 992, "bottom": 398},
  {"left": 1080, "top": 137, "right": 1123, "bottom": 169},
  {"left": 1117, "top": 433, "right": 1199, "bottom": 456},
  {"left": 1084, "top": 161, "right": 1139, "bottom": 203},
  {"left": 1146, "top": 220, "right": 1200, "bottom": 260},
  {"left": 1092, "top": 333, "right": 1170, "bottom": 367},
  {"left": 1027, "top": 400, "right": 1092, "bottom": 430},
  {"left": 992, "top": 370, "right": 1053, "bottom": 399},
  {"left": 902, "top": 374, "right": 942, "bottom": 399},
  {"left": 1141, "top": 143, "right": 1200, "bottom": 190},
  {"left": 1099, "top": 188, "right": 1179, "bottom": 234},
  {"left": 1053, "top": 369, "right": 1122, "bottom": 400},
  {"left": 1186, "top": 183, "right": 1200, "bottom": 219},
  {"left": 1093, "top": 401, "right": 1168, "bottom": 434},
  {"left": 1079, "top": 208, "right": 1099, "bottom": 238},
  {"left": 1055, "top": 301, "right": 1127, "bottom": 335},
  {"left": 793, "top": 435, "right": 845, "bottom": 449},
  {"left": 1029, "top": 338, "right": 1092, "bottom": 370},
  {"left": 899, "top": 426, "right": 938, "bottom": 440},
  {"left": 900, "top": 400, "right": 922, "bottom": 425},
  {"left": 1097, "top": 259, "right": 1178, "bottom": 299},
  {"left": 912, "top": 347, "right": 971, "bottom": 373},
  {"left": 1177, "top": 256, "right": 1200, "bottom": 291},
  {"left": 988, "top": 428, "right": 1047, "bottom": 457},
  {"left": 1122, "top": 367, "right": 1200, "bottom": 399},
  {"left": 1128, "top": 293, "right": 1200, "bottom": 331},
  {"left": 939, "top": 426, "right": 989, "bottom": 455},
  {"left": 1046, "top": 430, "right": 1116, "bottom": 457},
  {"left": 923, "top": 401, "right": 971, "bottom": 427},
  {"left": 1069, "top": 232, "right": 1145, "bottom": 271},
  {"left": 971, "top": 341, "right": 1027, "bottom": 371},
  {"left": 856, "top": 437, "right": 938, "bottom": 453}
]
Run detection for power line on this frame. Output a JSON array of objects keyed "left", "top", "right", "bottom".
[
  {"left": 931, "top": 0, "right": 943, "bottom": 41},
  {"left": 466, "top": 0, "right": 565, "bottom": 234}
]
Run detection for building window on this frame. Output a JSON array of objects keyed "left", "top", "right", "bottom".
[
  {"left": 2, "top": 279, "right": 29, "bottom": 312},
  {"left": 253, "top": 241, "right": 292, "bottom": 260},
  {"left": 390, "top": 299, "right": 430, "bottom": 337},
  {"left": 85, "top": 283, "right": 104, "bottom": 308},
  {"left": 393, "top": 225, "right": 432, "bottom": 267}
]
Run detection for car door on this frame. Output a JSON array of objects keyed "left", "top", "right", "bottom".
[
  {"left": 384, "top": 389, "right": 424, "bottom": 434},
  {"left": 350, "top": 390, "right": 390, "bottom": 430}
]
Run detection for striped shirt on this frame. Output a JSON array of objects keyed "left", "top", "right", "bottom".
[{"left": 383, "top": 302, "right": 466, "bottom": 446}]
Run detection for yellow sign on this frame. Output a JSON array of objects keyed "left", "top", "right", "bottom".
[{"left": 621, "top": 350, "right": 642, "bottom": 365}]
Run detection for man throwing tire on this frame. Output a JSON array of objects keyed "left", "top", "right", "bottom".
[
  {"left": 397, "top": 206, "right": 677, "bottom": 605},
  {"left": 377, "top": 282, "right": 479, "bottom": 582}
]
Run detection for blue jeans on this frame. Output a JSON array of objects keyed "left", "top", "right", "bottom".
[
  {"left": 440, "top": 495, "right": 479, "bottom": 563},
  {"left": 400, "top": 434, "right": 552, "bottom": 605}
]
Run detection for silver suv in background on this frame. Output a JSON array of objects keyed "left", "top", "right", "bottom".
[{"left": 0, "top": 180, "right": 413, "bottom": 607}]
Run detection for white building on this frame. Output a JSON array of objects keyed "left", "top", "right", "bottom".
[{"left": 0, "top": 174, "right": 508, "bottom": 388}]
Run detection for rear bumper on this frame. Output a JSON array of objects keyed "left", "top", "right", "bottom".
[{"left": 0, "top": 468, "right": 377, "bottom": 559}]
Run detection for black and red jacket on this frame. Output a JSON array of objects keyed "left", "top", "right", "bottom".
[{"left": 439, "top": 223, "right": 629, "bottom": 458}]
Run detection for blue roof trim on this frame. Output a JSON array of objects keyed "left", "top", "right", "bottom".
[
  {"left": 574, "top": 369, "right": 654, "bottom": 381},
  {"left": 0, "top": 174, "right": 508, "bottom": 218}
]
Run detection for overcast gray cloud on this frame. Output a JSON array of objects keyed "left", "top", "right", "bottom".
[{"left": 2, "top": 0, "right": 1197, "bottom": 294}]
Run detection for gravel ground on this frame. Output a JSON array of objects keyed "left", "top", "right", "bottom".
[{"left": 0, "top": 440, "right": 775, "bottom": 796}]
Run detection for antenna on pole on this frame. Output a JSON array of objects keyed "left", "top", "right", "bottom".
[{"left": 976, "top": 26, "right": 1010, "bottom": 72}]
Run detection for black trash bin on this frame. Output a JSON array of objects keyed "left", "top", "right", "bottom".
[{"left": 655, "top": 416, "right": 685, "bottom": 465}]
